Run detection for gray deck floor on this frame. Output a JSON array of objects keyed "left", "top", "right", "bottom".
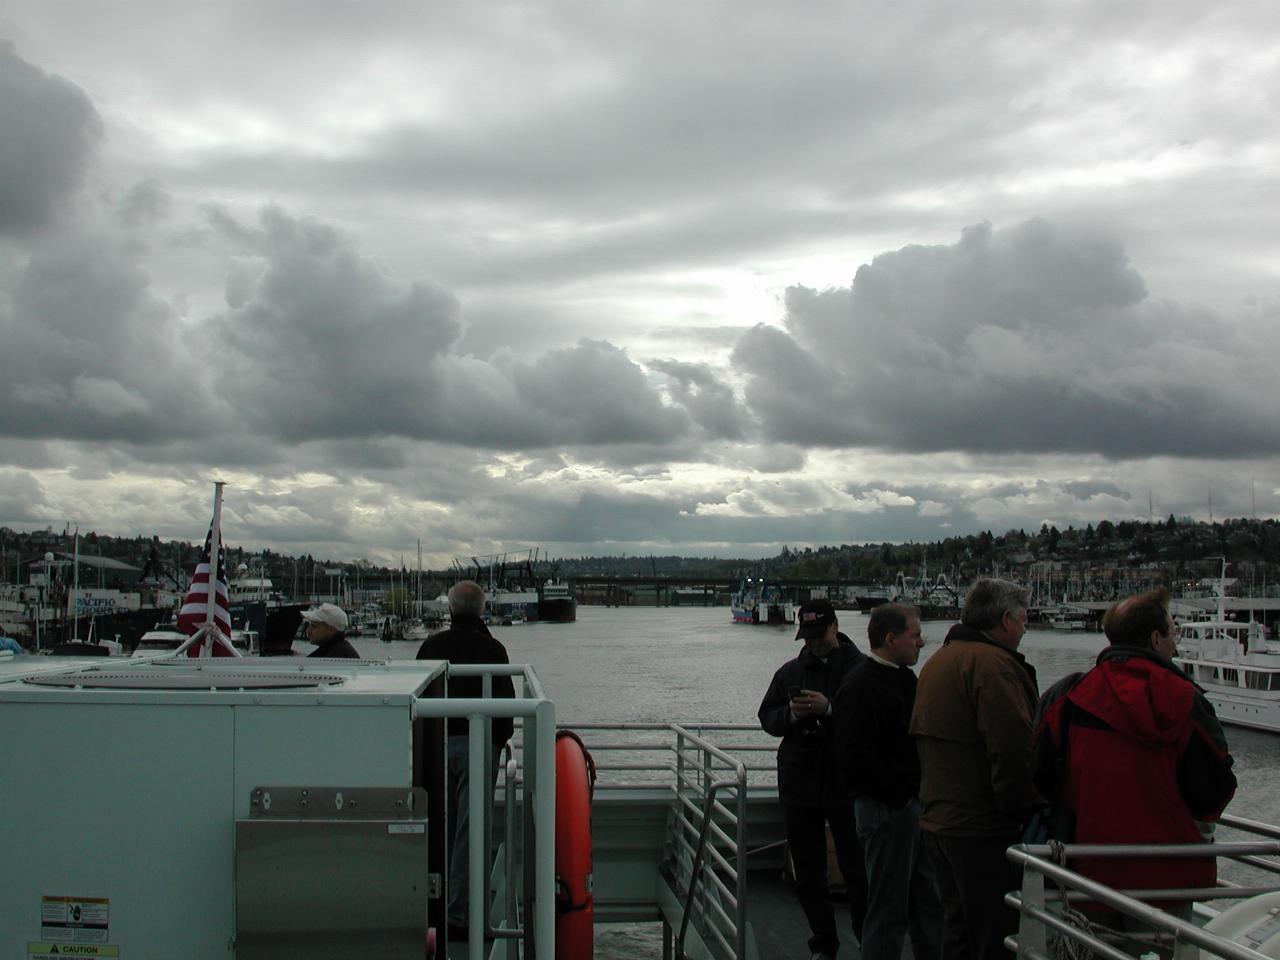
[{"left": 746, "top": 867, "right": 862, "bottom": 960}]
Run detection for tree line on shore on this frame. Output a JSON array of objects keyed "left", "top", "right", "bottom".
[{"left": 3, "top": 515, "right": 1279, "bottom": 594}]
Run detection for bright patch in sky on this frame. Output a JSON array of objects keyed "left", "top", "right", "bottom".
[{"left": 0, "top": 2, "right": 1277, "bottom": 565}]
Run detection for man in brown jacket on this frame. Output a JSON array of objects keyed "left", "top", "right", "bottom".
[{"left": 909, "top": 578, "right": 1039, "bottom": 960}]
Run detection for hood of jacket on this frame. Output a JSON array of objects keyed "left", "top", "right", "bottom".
[{"left": 1070, "top": 646, "right": 1195, "bottom": 745}]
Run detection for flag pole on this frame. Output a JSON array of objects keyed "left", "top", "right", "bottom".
[
  {"left": 202, "top": 482, "right": 226, "bottom": 659},
  {"left": 73, "top": 525, "right": 81, "bottom": 642}
]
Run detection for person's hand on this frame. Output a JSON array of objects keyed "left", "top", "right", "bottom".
[{"left": 790, "top": 689, "right": 829, "bottom": 717}]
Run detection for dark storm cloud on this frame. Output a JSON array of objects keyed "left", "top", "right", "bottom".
[
  {"left": 117, "top": 178, "right": 173, "bottom": 228},
  {"left": 508, "top": 340, "right": 688, "bottom": 445},
  {"left": 214, "top": 206, "right": 463, "bottom": 441},
  {"left": 0, "top": 231, "right": 214, "bottom": 443},
  {"left": 734, "top": 220, "right": 1280, "bottom": 459},
  {"left": 0, "top": 469, "right": 49, "bottom": 525},
  {"left": 648, "top": 359, "right": 746, "bottom": 440},
  {"left": 0, "top": 44, "right": 101, "bottom": 235},
  {"left": 1063, "top": 480, "right": 1129, "bottom": 501},
  {"left": 206, "top": 206, "right": 700, "bottom": 451}
]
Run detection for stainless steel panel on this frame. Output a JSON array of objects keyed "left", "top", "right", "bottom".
[{"left": 235, "top": 790, "right": 428, "bottom": 959}]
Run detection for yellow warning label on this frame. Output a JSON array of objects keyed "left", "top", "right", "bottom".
[{"left": 27, "top": 944, "right": 119, "bottom": 959}]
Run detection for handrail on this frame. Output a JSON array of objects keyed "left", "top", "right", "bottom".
[
  {"left": 411, "top": 662, "right": 555, "bottom": 960},
  {"left": 458, "top": 713, "right": 768, "bottom": 960},
  {"left": 1009, "top": 830, "right": 1280, "bottom": 960},
  {"left": 676, "top": 779, "right": 738, "bottom": 958},
  {"left": 671, "top": 723, "right": 749, "bottom": 960}
]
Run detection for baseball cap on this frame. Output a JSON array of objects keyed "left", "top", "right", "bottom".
[
  {"left": 300, "top": 602, "right": 349, "bottom": 633},
  {"left": 795, "top": 599, "right": 836, "bottom": 641}
]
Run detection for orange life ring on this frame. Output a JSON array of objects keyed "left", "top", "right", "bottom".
[{"left": 555, "top": 729, "right": 596, "bottom": 960}]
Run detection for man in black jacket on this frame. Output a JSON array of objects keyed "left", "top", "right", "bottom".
[
  {"left": 417, "top": 581, "right": 516, "bottom": 938},
  {"left": 759, "top": 599, "right": 868, "bottom": 960},
  {"left": 835, "top": 603, "right": 941, "bottom": 960}
]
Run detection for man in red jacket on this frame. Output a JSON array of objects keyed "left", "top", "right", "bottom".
[{"left": 1033, "top": 588, "right": 1237, "bottom": 920}]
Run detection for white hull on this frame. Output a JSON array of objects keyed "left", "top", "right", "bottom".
[{"left": 1197, "top": 685, "right": 1280, "bottom": 733}]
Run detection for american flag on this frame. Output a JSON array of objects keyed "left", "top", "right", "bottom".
[{"left": 176, "top": 525, "right": 236, "bottom": 657}]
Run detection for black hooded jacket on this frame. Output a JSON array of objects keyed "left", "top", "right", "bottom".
[{"left": 758, "top": 633, "right": 865, "bottom": 807}]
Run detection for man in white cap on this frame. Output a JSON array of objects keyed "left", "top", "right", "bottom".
[{"left": 301, "top": 603, "right": 359, "bottom": 659}]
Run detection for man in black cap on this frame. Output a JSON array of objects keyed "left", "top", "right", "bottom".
[{"left": 759, "top": 599, "right": 868, "bottom": 960}]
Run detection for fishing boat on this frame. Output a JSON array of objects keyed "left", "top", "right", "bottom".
[
  {"left": 537, "top": 578, "right": 577, "bottom": 622},
  {"left": 730, "top": 578, "right": 795, "bottom": 625},
  {"left": 489, "top": 587, "right": 539, "bottom": 623},
  {"left": 892, "top": 564, "right": 961, "bottom": 621}
]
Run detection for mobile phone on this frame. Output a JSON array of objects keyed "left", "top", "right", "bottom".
[{"left": 787, "top": 686, "right": 803, "bottom": 699}]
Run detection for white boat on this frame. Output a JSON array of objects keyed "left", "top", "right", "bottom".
[
  {"left": 1044, "top": 604, "right": 1091, "bottom": 630},
  {"left": 131, "top": 625, "right": 188, "bottom": 655},
  {"left": 401, "top": 618, "right": 432, "bottom": 641},
  {"left": 131, "top": 625, "right": 259, "bottom": 656},
  {"left": 1174, "top": 563, "right": 1280, "bottom": 734}
]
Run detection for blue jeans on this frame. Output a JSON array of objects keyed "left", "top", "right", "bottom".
[
  {"left": 446, "top": 735, "right": 500, "bottom": 929},
  {"left": 855, "top": 797, "right": 943, "bottom": 960}
]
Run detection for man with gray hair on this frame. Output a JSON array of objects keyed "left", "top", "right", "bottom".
[
  {"left": 416, "top": 580, "right": 515, "bottom": 941},
  {"left": 909, "top": 578, "right": 1040, "bottom": 960}
]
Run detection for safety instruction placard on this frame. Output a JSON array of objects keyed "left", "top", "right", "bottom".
[
  {"left": 27, "top": 944, "right": 119, "bottom": 959},
  {"left": 40, "top": 897, "right": 110, "bottom": 943}
]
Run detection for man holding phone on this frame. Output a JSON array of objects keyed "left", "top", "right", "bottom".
[{"left": 759, "top": 599, "right": 868, "bottom": 960}]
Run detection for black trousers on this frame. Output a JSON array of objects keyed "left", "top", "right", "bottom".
[
  {"left": 784, "top": 803, "right": 868, "bottom": 958},
  {"left": 923, "top": 831, "right": 1021, "bottom": 960}
]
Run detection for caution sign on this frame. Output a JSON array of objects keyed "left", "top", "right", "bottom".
[
  {"left": 27, "top": 944, "right": 119, "bottom": 959},
  {"left": 40, "top": 897, "right": 110, "bottom": 943}
]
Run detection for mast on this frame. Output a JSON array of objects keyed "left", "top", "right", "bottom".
[
  {"left": 202, "top": 482, "right": 226, "bottom": 658},
  {"left": 73, "top": 525, "right": 80, "bottom": 642}
]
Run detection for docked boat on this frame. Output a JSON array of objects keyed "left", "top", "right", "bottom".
[
  {"left": 730, "top": 578, "right": 795, "bottom": 624},
  {"left": 892, "top": 565, "right": 962, "bottom": 621},
  {"left": 489, "top": 586, "right": 540, "bottom": 623},
  {"left": 131, "top": 625, "right": 188, "bottom": 655},
  {"left": 401, "top": 618, "right": 432, "bottom": 642},
  {"left": 1174, "top": 610, "right": 1280, "bottom": 734},
  {"left": 228, "top": 570, "right": 306, "bottom": 656},
  {"left": 537, "top": 578, "right": 577, "bottom": 622},
  {"left": 854, "top": 588, "right": 892, "bottom": 613},
  {"left": 1044, "top": 604, "right": 1092, "bottom": 630},
  {"left": 1171, "top": 559, "right": 1280, "bottom": 734}
]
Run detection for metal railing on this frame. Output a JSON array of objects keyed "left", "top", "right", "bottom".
[
  {"left": 511, "top": 721, "right": 779, "bottom": 960},
  {"left": 1008, "top": 814, "right": 1280, "bottom": 960},
  {"left": 411, "top": 663, "right": 557, "bottom": 960}
]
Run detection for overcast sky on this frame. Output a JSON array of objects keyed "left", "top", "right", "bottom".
[{"left": 1, "top": 2, "right": 1277, "bottom": 567}]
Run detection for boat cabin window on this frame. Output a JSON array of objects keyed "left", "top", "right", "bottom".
[{"left": 1244, "top": 670, "right": 1280, "bottom": 691}]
